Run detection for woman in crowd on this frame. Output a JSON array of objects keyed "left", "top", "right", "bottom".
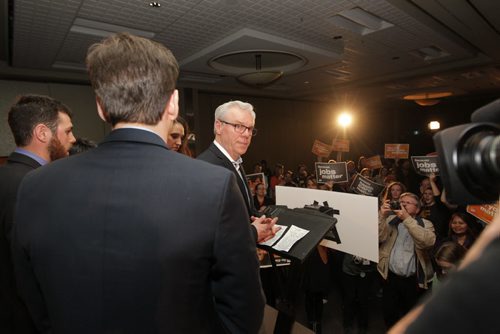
[
  {"left": 434, "top": 241, "right": 466, "bottom": 283},
  {"left": 380, "top": 181, "right": 406, "bottom": 207},
  {"left": 269, "top": 163, "right": 285, "bottom": 199},
  {"left": 306, "top": 175, "right": 318, "bottom": 189},
  {"left": 442, "top": 212, "right": 479, "bottom": 250},
  {"left": 253, "top": 182, "right": 274, "bottom": 212},
  {"left": 166, "top": 116, "right": 192, "bottom": 157}
]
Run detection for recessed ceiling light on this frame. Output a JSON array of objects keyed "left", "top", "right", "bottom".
[
  {"left": 70, "top": 18, "right": 155, "bottom": 39},
  {"left": 328, "top": 7, "right": 393, "bottom": 35}
]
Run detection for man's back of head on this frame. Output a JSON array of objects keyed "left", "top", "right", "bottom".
[{"left": 86, "top": 32, "right": 179, "bottom": 127}]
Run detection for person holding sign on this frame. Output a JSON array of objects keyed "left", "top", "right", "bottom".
[{"left": 378, "top": 192, "right": 436, "bottom": 329}]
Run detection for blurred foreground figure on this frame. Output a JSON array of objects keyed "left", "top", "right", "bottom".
[{"left": 390, "top": 211, "right": 500, "bottom": 334}]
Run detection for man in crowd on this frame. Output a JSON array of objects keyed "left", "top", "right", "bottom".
[
  {"left": 419, "top": 174, "right": 450, "bottom": 241},
  {"left": 11, "top": 33, "right": 264, "bottom": 333},
  {"left": 198, "top": 100, "right": 278, "bottom": 243},
  {"left": 378, "top": 192, "right": 435, "bottom": 329},
  {"left": 0, "top": 95, "right": 75, "bottom": 333}
]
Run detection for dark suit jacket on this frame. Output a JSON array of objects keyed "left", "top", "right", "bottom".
[
  {"left": 0, "top": 152, "right": 40, "bottom": 333},
  {"left": 197, "top": 143, "right": 259, "bottom": 241},
  {"left": 197, "top": 143, "right": 257, "bottom": 217},
  {"left": 11, "top": 129, "right": 264, "bottom": 334}
]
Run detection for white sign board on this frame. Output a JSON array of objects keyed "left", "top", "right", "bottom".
[{"left": 276, "top": 186, "right": 379, "bottom": 262}]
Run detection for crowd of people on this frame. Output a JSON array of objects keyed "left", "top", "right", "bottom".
[{"left": 236, "top": 157, "right": 485, "bottom": 333}]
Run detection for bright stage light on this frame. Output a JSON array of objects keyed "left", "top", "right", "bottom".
[
  {"left": 429, "top": 121, "right": 440, "bottom": 130},
  {"left": 338, "top": 113, "right": 352, "bottom": 128}
]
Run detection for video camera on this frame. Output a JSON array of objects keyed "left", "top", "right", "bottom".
[{"left": 433, "top": 98, "right": 500, "bottom": 204}]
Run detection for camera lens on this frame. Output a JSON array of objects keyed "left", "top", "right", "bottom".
[{"left": 457, "top": 126, "right": 500, "bottom": 202}]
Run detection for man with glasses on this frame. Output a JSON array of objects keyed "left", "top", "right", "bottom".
[
  {"left": 378, "top": 192, "right": 436, "bottom": 329},
  {"left": 198, "top": 100, "right": 278, "bottom": 243}
]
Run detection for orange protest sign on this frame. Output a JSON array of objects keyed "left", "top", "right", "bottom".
[
  {"left": 331, "top": 139, "right": 350, "bottom": 152},
  {"left": 363, "top": 155, "right": 383, "bottom": 169},
  {"left": 467, "top": 203, "right": 498, "bottom": 225},
  {"left": 384, "top": 143, "right": 409, "bottom": 159},
  {"left": 312, "top": 140, "right": 332, "bottom": 158}
]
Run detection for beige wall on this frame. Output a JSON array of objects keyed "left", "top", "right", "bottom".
[{"left": 0, "top": 80, "right": 105, "bottom": 156}]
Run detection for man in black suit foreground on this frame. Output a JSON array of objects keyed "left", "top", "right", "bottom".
[
  {"left": 198, "top": 100, "right": 279, "bottom": 242},
  {"left": 0, "top": 95, "right": 75, "bottom": 334},
  {"left": 12, "top": 33, "right": 264, "bottom": 333}
]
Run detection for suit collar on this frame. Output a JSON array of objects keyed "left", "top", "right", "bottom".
[
  {"left": 14, "top": 147, "right": 47, "bottom": 165},
  {"left": 8, "top": 151, "right": 42, "bottom": 169},
  {"left": 101, "top": 128, "right": 168, "bottom": 149}
]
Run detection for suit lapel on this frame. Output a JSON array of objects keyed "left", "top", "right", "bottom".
[{"left": 209, "top": 143, "right": 255, "bottom": 215}]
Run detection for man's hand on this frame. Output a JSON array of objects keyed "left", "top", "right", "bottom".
[
  {"left": 380, "top": 200, "right": 392, "bottom": 218},
  {"left": 394, "top": 205, "right": 410, "bottom": 221},
  {"left": 251, "top": 215, "right": 280, "bottom": 243}
]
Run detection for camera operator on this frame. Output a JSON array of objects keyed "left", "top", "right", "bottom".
[{"left": 378, "top": 192, "right": 436, "bottom": 329}]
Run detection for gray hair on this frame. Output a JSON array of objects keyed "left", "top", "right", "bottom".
[
  {"left": 213, "top": 100, "right": 255, "bottom": 133},
  {"left": 400, "top": 192, "right": 422, "bottom": 210}
]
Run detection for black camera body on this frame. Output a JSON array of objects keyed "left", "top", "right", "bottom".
[
  {"left": 389, "top": 200, "right": 401, "bottom": 210},
  {"left": 433, "top": 99, "right": 500, "bottom": 204}
]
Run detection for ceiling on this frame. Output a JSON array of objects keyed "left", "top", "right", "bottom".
[{"left": 1, "top": 0, "right": 500, "bottom": 104}]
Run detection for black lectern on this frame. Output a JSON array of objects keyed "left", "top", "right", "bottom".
[{"left": 257, "top": 205, "right": 339, "bottom": 333}]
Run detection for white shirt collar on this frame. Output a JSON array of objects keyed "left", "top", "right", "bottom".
[{"left": 213, "top": 140, "right": 243, "bottom": 166}]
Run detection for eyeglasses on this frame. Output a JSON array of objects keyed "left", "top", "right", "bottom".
[
  {"left": 218, "top": 120, "right": 258, "bottom": 136},
  {"left": 400, "top": 201, "right": 418, "bottom": 206}
]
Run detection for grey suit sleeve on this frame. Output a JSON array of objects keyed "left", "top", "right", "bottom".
[{"left": 211, "top": 173, "right": 265, "bottom": 334}]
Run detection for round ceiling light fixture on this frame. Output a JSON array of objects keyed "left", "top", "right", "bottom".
[
  {"left": 403, "top": 91, "right": 453, "bottom": 106},
  {"left": 209, "top": 50, "right": 307, "bottom": 87}
]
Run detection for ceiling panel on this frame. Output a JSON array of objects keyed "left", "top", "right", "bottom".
[{"left": 4, "top": 0, "right": 500, "bottom": 103}]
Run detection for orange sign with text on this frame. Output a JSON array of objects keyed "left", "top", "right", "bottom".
[
  {"left": 331, "top": 139, "right": 350, "bottom": 152},
  {"left": 384, "top": 143, "right": 409, "bottom": 159},
  {"left": 467, "top": 203, "right": 498, "bottom": 225},
  {"left": 312, "top": 140, "right": 332, "bottom": 158},
  {"left": 363, "top": 155, "right": 383, "bottom": 169}
]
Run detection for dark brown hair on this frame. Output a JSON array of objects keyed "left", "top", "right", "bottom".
[
  {"left": 8, "top": 94, "right": 72, "bottom": 146},
  {"left": 173, "top": 116, "right": 192, "bottom": 157},
  {"left": 86, "top": 33, "right": 179, "bottom": 126}
]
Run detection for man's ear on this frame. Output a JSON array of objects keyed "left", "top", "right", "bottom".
[
  {"left": 96, "top": 97, "right": 109, "bottom": 122},
  {"left": 214, "top": 119, "right": 222, "bottom": 135},
  {"left": 33, "top": 123, "right": 52, "bottom": 143},
  {"left": 163, "top": 89, "right": 179, "bottom": 121}
]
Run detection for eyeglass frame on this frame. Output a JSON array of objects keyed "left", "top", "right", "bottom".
[
  {"left": 218, "top": 119, "right": 258, "bottom": 136},
  {"left": 399, "top": 200, "right": 418, "bottom": 206}
]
